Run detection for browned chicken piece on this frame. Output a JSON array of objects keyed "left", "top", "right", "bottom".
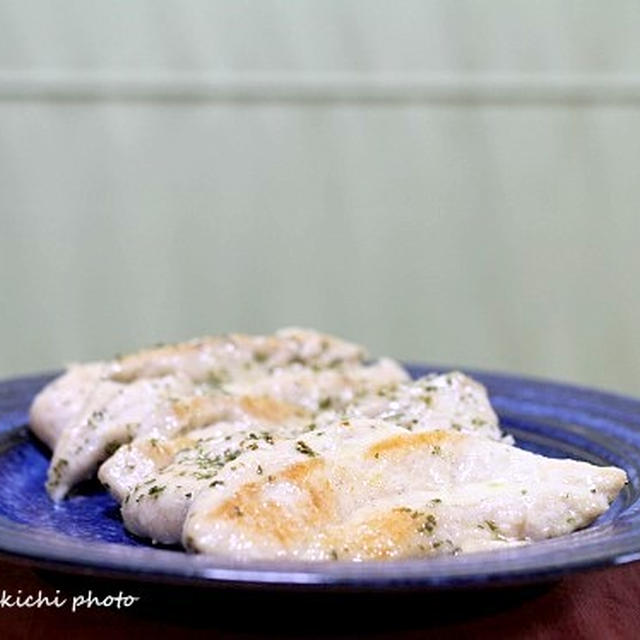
[
  {"left": 39, "top": 329, "right": 407, "bottom": 499},
  {"left": 183, "top": 421, "right": 626, "bottom": 561}
]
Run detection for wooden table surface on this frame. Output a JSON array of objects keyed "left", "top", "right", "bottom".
[{"left": 1, "top": 555, "right": 639, "bottom": 640}]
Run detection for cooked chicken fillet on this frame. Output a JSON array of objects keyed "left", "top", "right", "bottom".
[
  {"left": 106, "top": 327, "right": 366, "bottom": 384},
  {"left": 101, "top": 371, "right": 498, "bottom": 506},
  {"left": 319, "top": 371, "right": 508, "bottom": 443},
  {"left": 311, "top": 480, "right": 604, "bottom": 560},
  {"left": 47, "top": 374, "right": 196, "bottom": 499},
  {"left": 29, "top": 328, "right": 628, "bottom": 562},
  {"left": 106, "top": 372, "right": 507, "bottom": 544},
  {"left": 49, "top": 359, "right": 405, "bottom": 500},
  {"left": 29, "top": 363, "right": 106, "bottom": 449},
  {"left": 183, "top": 421, "right": 627, "bottom": 560},
  {"left": 41, "top": 329, "right": 385, "bottom": 500},
  {"left": 119, "top": 420, "right": 308, "bottom": 543},
  {"left": 99, "top": 396, "right": 312, "bottom": 503},
  {"left": 223, "top": 358, "right": 409, "bottom": 412},
  {"left": 32, "top": 328, "right": 364, "bottom": 449}
]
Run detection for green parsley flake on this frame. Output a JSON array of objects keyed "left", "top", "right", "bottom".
[
  {"left": 148, "top": 485, "right": 165, "bottom": 498},
  {"left": 295, "top": 440, "right": 317, "bottom": 457}
]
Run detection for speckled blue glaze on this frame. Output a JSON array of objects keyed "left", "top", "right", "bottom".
[
  {"left": 1, "top": 366, "right": 639, "bottom": 590},
  {"left": 0, "top": 373, "right": 148, "bottom": 546}
]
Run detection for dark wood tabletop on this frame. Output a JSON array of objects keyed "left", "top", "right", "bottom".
[{"left": 1, "top": 555, "right": 639, "bottom": 640}]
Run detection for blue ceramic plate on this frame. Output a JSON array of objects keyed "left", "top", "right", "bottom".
[{"left": 1, "top": 366, "right": 639, "bottom": 590}]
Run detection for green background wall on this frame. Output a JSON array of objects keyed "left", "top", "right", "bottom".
[{"left": 1, "top": 2, "right": 639, "bottom": 396}]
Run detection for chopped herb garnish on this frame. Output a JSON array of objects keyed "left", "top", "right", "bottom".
[
  {"left": 418, "top": 514, "right": 437, "bottom": 534},
  {"left": 51, "top": 458, "right": 68, "bottom": 475},
  {"left": 296, "top": 440, "right": 317, "bottom": 457},
  {"left": 148, "top": 485, "right": 165, "bottom": 498},
  {"left": 206, "top": 370, "right": 229, "bottom": 387},
  {"left": 394, "top": 507, "right": 413, "bottom": 514},
  {"left": 485, "top": 520, "right": 499, "bottom": 533},
  {"left": 194, "top": 471, "right": 216, "bottom": 480}
]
